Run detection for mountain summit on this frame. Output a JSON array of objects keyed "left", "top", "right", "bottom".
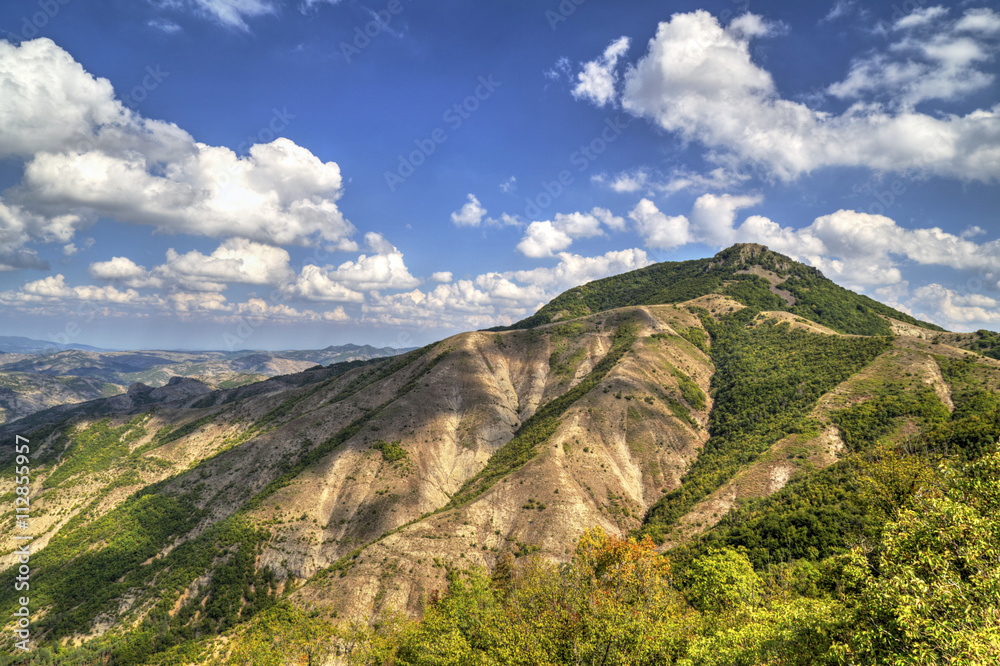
[
  {"left": 505, "top": 243, "right": 941, "bottom": 335},
  {"left": 1, "top": 244, "right": 998, "bottom": 663}
]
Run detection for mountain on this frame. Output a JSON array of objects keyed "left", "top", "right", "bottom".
[
  {"left": 0, "top": 345, "right": 413, "bottom": 424},
  {"left": 0, "top": 336, "right": 107, "bottom": 353},
  {"left": 1, "top": 244, "right": 999, "bottom": 664}
]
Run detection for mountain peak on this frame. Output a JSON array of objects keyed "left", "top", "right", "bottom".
[
  {"left": 715, "top": 242, "right": 770, "bottom": 262},
  {"left": 500, "top": 244, "right": 942, "bottom": 336}
]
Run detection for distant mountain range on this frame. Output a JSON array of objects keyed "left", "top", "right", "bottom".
[
  {"left": 0, "top": 343, "right": 414, "bottom": 423},
  {"left": 0, "top": 335, "right": 107, "bottom": 353}
]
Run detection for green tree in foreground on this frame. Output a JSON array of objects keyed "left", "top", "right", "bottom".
[
  {"left": 395, "top": 527, "right": 693, "bottom": 665},
  {"left": 842, "top": 447, "right": 1000, "bottom": 664}
]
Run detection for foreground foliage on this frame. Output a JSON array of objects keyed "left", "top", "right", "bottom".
[{"left": 220, "top": 447, "right": 1000, "bottom": 666}]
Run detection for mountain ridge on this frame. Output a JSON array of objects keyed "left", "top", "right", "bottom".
[{"left": 497, "top": 243, "right": 945, "bottom": 336}]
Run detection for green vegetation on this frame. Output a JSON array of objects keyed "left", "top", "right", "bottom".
[
  {"left": 678, "top": 326, "right": 709, "bottom": 354},
  {"left": 0, "top": 489, "right": 205, "bottom": 639},
  {"left": 671, "top": 358, "right": 1000, "bottom": 570},
  {"left": 970, "top": 328, "right": 1000, "bottom": 359},
  {"left": 641, "top": 311, "right": 892, "bottom": 541},
  {"left": 665, "top": 362, "right": 706, "bottom": 411},
  {"left": 6, "top": 244, "right": 998, "bottom": 665},
  {"left": 496, "top": 244, "right": 942, "bottom": 337},
  {"left": 42, "top": 415, "right": 147, "bottom": 488},
  {"left": 372, "top": 440, "right": 407, "bottom": 462}
]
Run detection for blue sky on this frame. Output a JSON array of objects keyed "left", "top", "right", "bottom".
[{"left": 0, "top": 0, "right": 998, "bottom": 351}]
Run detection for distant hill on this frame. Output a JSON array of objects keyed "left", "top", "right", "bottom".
[
  {"left": 0, "top": 335, "right": 107, "bottom": 353},
  {"left": 0, "top": 344, "right": 412, "bottom": 423}
]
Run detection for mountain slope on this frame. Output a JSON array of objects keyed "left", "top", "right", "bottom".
[{"left": 1, "top": 244, "right": 998, "bottom": 664}]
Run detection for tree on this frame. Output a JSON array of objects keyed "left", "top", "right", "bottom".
[{"left": 844, "top": 446, "right": 1000, "bottom": 664}]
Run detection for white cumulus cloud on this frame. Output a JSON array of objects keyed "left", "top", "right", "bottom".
[
  {"left": 516, "top": 209, "right": 621, "bottom": 257},
  {"left": 450, "top": 194, "right": 488, "bottom": 227},
  {"left": 572, "top": 36, "right": 631, "bottom": 107},
  {"left": 0, "top": 38, "right": 356, "bottom": 256},
  {"left": 575, "top": 11, "right": 1000, "bottom": 182}
]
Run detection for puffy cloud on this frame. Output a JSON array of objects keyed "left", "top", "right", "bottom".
[
  {"left": 89, "top": 239, "right": 294, "bottom": 291},
  {"left": 0, "top": 203, "right": 50, "bottom": 270},
  {"left": 0, "top": 274, "right": 150, "bottom": 305},
  {"left": 431, "top": 271, "right": 454, "bottom": 283},
  {"left": 325, "top": 233, "right": 420, "bottom": 290},
  {"left": 0, "top": 38, "right": 355, "bottom": 256},
  {"left": 689, "top": 193, "right": 762, "bottom": 246},
  {"left": 590, "top": 11, "right": 1000, "bottom": 182},
  {"left": 905, "top": 283, "right": 1000, "bottom": 328},
  {"left": 156, "top": 239, "right": 294, "bottom": 291},
  {"left": 236, "top": 297, "right": 351, "bottom": 322},
  {"left": 516, "top": 221, "right": 573, "bottom": 258},
  {"left": 0, "top": 198, "right": 86, "bottom": 268},
  {"left": 628, "top": 198, "right": 690, "bottom": 250},
  {"left": 509, "top": 249, "right": 650, "bottom": 291},
  {"left": 169, "top": 291, "right": 232, "bottom": 313},
  {"left": 285, "top": 233, "right": 419, "bottom": 300},
  {"left": 829, "top": 7, "right": 999, "bottom": 108},
  {"left": 450, "top": 193, "right": 488, "bottom": 227},
  {"left": 572, "top": 36, "right": 630, "bottom": 107},
  {"left": 360, "top": 249, "right": 650, "bottom": 331},
  {"left": 956, "top": 8, "right": 1000, "bottom": 34},
  {"left": 516, "top": 209, "right": 618, "bottom": 257},
  {"left": 596, "top": 170, "right": 649, "bottom": 193},
  {"left": 285, "top": 264, "right": 366, "bottom": 303},
  {"left": 17, "top": 137, "right": 352, "bottom": 246},
  {"left": 590, "top": 207, "right": 627, "bottom": 231},
  {"left": 89, "top": 256, "right": 163, "bottom": 289},
  {"left": 363, "top": 282, "right": 508, "bottom": 330}
]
